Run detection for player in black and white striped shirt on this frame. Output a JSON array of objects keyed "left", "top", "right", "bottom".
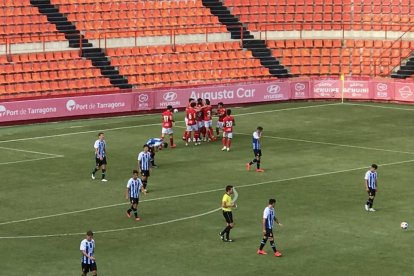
[
  {"left": 125, "top": 170, "right": 146, "bottom": 221},
  {"left": 138, "top": 144, "right": 152, "bottom": 192},
  {"left": 364, "top": 164, "right": 378, "bottom": 212},
  {"left": 80, "top": 230, "right": 97, "bottom": 276},
  {"left": 91, "top": 132, "right": 108, "bottom": 182}
]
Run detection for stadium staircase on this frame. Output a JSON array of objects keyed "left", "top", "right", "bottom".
[
  {"left": 393, "top": 56, "right": 414, "bottom": 79},
  {"left": 30, "top": 0, "right": 132, "bottom": 89},
  {"left": 202, "top": 0, "right": 289, "bottom": 77}
]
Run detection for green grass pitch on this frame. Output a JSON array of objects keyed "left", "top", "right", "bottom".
[{"left": 0, "top": 101, "right": 413, "bottom": 276}]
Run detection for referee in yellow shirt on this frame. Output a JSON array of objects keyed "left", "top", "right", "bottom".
[{"left": 219, "top": 185, "right": 236, "bottom": 242}]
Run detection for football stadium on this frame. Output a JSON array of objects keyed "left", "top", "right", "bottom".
[{"left": 1, "top": 1, "right": 414, "bottom": 275}]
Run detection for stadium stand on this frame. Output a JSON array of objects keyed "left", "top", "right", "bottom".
[
  {"left": 106, "top": 42, "right": 275, "bottom": 88},
  {"left": 0, "top": 0, "right": 65, "bottom": 43},
  {"left": 0, "top": 50, "right": 114, "bottom": 97},
  {"left": 268, "top": 39, "right": 414, "bottom": 76}
]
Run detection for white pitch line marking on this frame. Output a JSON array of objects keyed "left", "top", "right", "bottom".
[
  {"left": 0, "top": 146, "right": 64, "bottom": 157},
  {"left": 0, "top": 156, "right": 63, "bottom": 166},
  {"left": 235, "top": 133, "right": 414, "bottom": 155},
  {"left": 344, "top": 102, "right": 414, "bottom": 112},
  {"left": 1, "top": 158, "right": 413, "bottom": 228}
]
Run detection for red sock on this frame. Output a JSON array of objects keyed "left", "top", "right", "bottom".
[
  {"left": 182, "top": 130, "right": 187, "bottom": 139},
  {"left": 222, "top": 137, "right": 226, "bottom": 146},
  {"left": 201, "top": 127, "right": 206, "bottom": 138},
  {"left": 170, "top": 137, "right": 174, "bottom": 146},
  {"left": 227, "top": 139, "right": 231, "bottom": 148},
  {"left": 194, "top": 131, "right": 200, "bottom": 141},
  {"left": 185, "top": 132, "right": 191, "bottom": 141},
  {"left": 209, "top": 127, "right": 214, "bottom": 139}
]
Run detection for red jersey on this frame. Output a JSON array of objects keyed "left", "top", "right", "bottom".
[
  {"left": 223, "top": 115, "right": 235, "bottom": 132},
  {"left": 162, "top": 110, "right": 174, "bottom": 128},
  {"left": 196, "top": 103, "right": 204, "bottom": 122},
  {"left": 203, "top": 105, "right": 212, "bottom": 121},
  {"left": 217, "top": 107, "right": 226, "bottom": 122},
  {"left": 186, "top": 107, "right": 197, "bottom": 125}
]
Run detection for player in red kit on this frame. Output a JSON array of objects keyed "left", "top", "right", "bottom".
[
  {"left": 185, "top": 102, "right": 199, "bottom": 146},
  {"left": 161, "top": 105, "right": 176, "bottom": 148},
  {"left": 196, "top": 98, "right": 205, "bottom": 142},
  {"left": 183, "top": 98, "right": 195, "bottom": 141},
  {"left": 203, "top": 99, "right": 216, "bottom": 141},
  {"left": 222, "top": 109, "right": 235, "bottom": 151},
  {"left": 215, "top": 102, "right": 226, "bottom": 136}
]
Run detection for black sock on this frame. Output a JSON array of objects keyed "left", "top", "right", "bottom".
[
  {"left": 132, "top": 207, "right": 138, "bottom": 218},
  {"left": 142, "top": 180, "right": 147, "bottom": 189},
  {"left": 101, "top": 169, "right": 106, "bottom": 179},
  {"left": 92, "top": 168, "right": 98, "bottom": 174},
  {"left": 226, "top": 226, "right": 231, "bottom": 240},
  {"left": 369, "top": 198, "right": 374, "bottom": 208},
  {"left": 127, "top": 208, "right": 132, "bottom": 214},
  {"left": 257, "top": 160, "right": 261, "bottom": 169},
  {"left": 259, "top": 238, "right": 267, "bottom": 250},
  {"left": 270, "top": 240, "right": 277, "bottom": 252}
]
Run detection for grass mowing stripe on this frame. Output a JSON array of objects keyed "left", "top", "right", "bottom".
[
  {"left": 0, "top": 102, "right": 337, "bottom": 144},
  {"left": 2, "top": 158, "right": 413, "bottom": 226},
  {"left": 0, "top": 208, "right": 221, "bottom": 239}
]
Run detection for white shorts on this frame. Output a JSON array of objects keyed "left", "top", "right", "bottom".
[
  {"left": 216, "top": 121, "right": 224, "bottom": 129},
  {"left": 223, "top": 131, "right": 233, "bottom": 139},
  {"left": 204, "top": 120, "right": 213, "bottom": 128},
  {"left": 162, "top": 127, "right": 173, "bottom": 135},
  {"left": 197, "top": 121, "right": 204, "bottom": 129},
  {"left": 186, "top": 124, "right": 198, "bottom": 132}
]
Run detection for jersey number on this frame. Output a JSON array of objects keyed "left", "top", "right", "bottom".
[{"left": 225, "top": 121, "right": 233, "bottom": 127}]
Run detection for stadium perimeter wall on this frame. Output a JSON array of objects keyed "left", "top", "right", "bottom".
[{"left": 1, "top": 77, "right": 414, "bottom": 125}]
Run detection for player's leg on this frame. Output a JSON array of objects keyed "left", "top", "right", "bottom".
[
  {"left": 220, "top": 212, "right": 231, "bottom": 240},
  {"left": 368, "top": 190, "right": 376, "bottom": 211},
  {"left": 169, "top": 132, "right": 176, "bottom": 148},
  {"left": 194, "top": 125, "right": 200, "bottom": 145},
  {"left": 226, "top": 133, "right": 232, "bottom": 151},
  {"left": 150, "top": 150, "right": 156, "bottom": 167},
  {"left": 126, "top": 198, "right": 133, "bottom": 218},
  {"left": 258, "top": 230, "right": 269, "bottom": 253},
  {"left": 141, "top": 174, "right": 148, "bottom": 191},
  {"left": 133, "top": 201, "right": 140, "bottom": 220},
  {"left": 101, "top": 163, "right": 107, "bottom": 181},
  {"left": 91, "top": 159, "right": 101, "bottom": 179},
  {"left": 268, "top": 232, "right": 277, "bottom": 253},
  {"left": 222, "top": 132, "right": 227, "bottom": 150},
  {"left": 81, "top": 263, "right": 87, "bottom": 276},
  {"left": 91, "top": 263, "right": 97, "bottom": 276}
]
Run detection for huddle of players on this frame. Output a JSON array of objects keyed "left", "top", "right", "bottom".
[{"left": 183, "top": 98, "right": 235, "bottom": 151}]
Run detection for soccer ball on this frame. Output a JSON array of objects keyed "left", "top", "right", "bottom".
[
  {"left": 173, "top": 108, "right": 178, "bottom": 113},
  {"left": 400, "top": 222, "right": 409, "bottom": 229}
]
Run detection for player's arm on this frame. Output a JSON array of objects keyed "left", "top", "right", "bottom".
[
  {"left": 364, "top": 179, "right": 369, "bottom": 191},
  {"left": 80, "top": 243, "right": 95, "bottom": 261},
  {"left": 222, "top": 200, "right": 235, "bottom": 209},
  {"left": 137, "top": 159, "right": 142, "bottom": 172},
  {"left": 125, "top": 187, "right": 130, "bottom": 200},
  {"left": 275, "top": 216, "right": 282, "bottom": 226},
  {"left": 262, "top": 218, "right": 267, "bottom": 233}
]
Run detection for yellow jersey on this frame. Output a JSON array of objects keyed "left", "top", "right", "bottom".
[{"left": 222, "top": 193, "right": 232, "bottom": 212}]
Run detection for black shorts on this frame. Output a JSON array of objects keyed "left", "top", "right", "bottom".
[
  {"left": 95, "top": 156, "right": 107, "bottom": 166},
  {"left": 368, "top": 188, "right": 376, "bottom": 197},
  {"left": 253, "top": 149, "right": 262, "bottom": 157},
  {"left": 130, "top": 197, "right": 139, "bottom": 204},
  {"left": 264, "top": 228, "right": 274, "bottom": 238},
  {"left": 222, "top": 211, "right": 233, "bottom": 224},
  {"left": 141, "top": 170, "right": 150, "bottom": 177},
  {"left": 81, "top": 262, "right": 97, "bottom": 273}
]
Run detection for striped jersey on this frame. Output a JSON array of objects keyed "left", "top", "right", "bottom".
[
  {"left": 365, "top": 170, "right": 378, "bottom": 189},
  {"left": 252, "top": 131, "right": 261, "bottom": 150},
  {"left": 94, "top": 139, "right": 106, "bottom": 158},
  {"left": 138, "top": 151, "right": 151, "bottom": 170},
  {"left": 127, "top": 177, "right": 143, "bottom": 198},
  {"left": 80, "top": 239, "right": 95, "bottom": 264},
  {"left": 146, "top": 138, "right": 163, "bottom": 148},
  {"left": 263, "top": 206, "right": 276, "bottom": 229}
]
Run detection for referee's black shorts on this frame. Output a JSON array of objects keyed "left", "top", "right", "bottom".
[{"left": 222, "top": 211, "right": 233, "bottom": 224}]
